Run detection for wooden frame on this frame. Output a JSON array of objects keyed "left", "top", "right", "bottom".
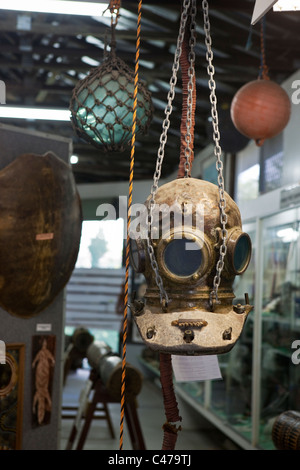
[{"left": 0, "top": 343, "right": 25, "bottom": 450}]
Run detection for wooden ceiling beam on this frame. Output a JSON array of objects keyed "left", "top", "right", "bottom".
[
  {"left": 125, "top": 0, "right": 253, "bottom": 11},
  {"left": 0, "top": 18, "right": 176, "bottom": 42}
]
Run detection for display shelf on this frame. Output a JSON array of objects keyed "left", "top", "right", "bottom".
[
  {"left": 175, "top": 384, "right": 257, "bottom": 450},
  {"left": 139, "top": 356, "right": 257, "bottom": 450}
]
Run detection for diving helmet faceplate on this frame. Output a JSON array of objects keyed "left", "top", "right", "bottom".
[{"left": 130, "top": 178, "right": 253, "bottom": 355}]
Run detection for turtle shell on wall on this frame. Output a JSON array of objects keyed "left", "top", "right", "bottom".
[{"left": 0, "top": 152, "right": 82, "bottom": 318}]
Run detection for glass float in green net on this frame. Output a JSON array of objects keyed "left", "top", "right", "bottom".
[{"left": 70, "top": 53, "right": 153, "bottom": 152}]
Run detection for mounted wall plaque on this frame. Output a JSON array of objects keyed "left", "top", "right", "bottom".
[{"left": 0, "top": 152, "right": 82, "bottom": 318}]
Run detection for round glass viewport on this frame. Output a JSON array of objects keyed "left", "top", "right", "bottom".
[
  {"left": 163, "top": 238, "right": 202, "bottom": 277},
  {"left": 233, "top": 233, "right": 251, "bottom": 273}
]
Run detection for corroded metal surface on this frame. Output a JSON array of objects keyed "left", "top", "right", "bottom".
[
  {"left": 143, "top": 177, "right": 246, "bottom": 309},
  {"left": 132, "top": 177, "right": 253, "bottom": 355},
  {"left": 134, "top": 305, "right": 252, "bottom": 355}
]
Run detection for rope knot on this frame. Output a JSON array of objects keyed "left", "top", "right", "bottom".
[{"left": 162, "top": 421, "right": 182, "bottom": 434}]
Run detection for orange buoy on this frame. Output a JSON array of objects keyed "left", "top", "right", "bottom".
[{"left": 230, "top": 79, "right": 291, "bottom": 146}]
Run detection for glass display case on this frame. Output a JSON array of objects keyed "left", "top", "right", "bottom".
[
  {"left": 257, "top": 209, "right": 300, "bottom": 449},
  {"left": 139, "top": 193, "right": 300, "bottom": 450},
  {"left": 208, "top": 223, "right": 256, "bottom": 446}
]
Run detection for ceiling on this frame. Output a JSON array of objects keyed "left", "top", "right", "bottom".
[{"left": 1, "top": 0, "right": 300, "bottom": 185}]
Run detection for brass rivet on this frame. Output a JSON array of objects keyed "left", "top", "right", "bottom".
[
  {"left": 233, "top": 304, "right": 245, "bottom": 314},
  {"left": 183, "top": 329, "right": 194, "bottom": 343},
  {"left": 146, "top": 327, "right": 155, "bottom": 339},
  {"left": 223, "top": 327, "right": 232, "bottom": 340}
]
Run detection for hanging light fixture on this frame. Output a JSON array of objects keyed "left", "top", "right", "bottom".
[
  {"left": 273, "top": 0, "right": 300, "bottom": 10},
  {"left": 252, "top": 0, "right": 300, "bottom": 25},
  {"left": 69, "top": 1, "right": 153, "bottom": 152}
]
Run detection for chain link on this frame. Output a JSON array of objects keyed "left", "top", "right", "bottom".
[
  {"left": 146, "top": 0, "right": 192, "bottom": 307},
  {"left": 202, "top": 0, "right": 228, "bottom": 308},
  {"left": 259, "top": 17, "right": 269, "bottom": 80},
  {"left": 147, "top": 0, "right": 226, "bottom": 309}
]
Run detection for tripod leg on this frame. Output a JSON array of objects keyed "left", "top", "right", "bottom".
[
  {"left": 65, "top": 424, "right": 78, "bottom": 450},
  {"left": 76, "top": 395, "right": 97, "bottom": 450},
  {"left": 102, "top": 400, "right": 115, "bottom": 439},
  {"left": 124, "top": 401, "right": 146, "bottom": 450}
]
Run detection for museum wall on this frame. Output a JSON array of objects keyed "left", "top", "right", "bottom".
[{"left": 0, "top": 124, "right": 73, "bottom": 450}]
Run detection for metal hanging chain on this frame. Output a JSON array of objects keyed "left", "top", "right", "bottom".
[
  {"left": 184, "top": 0, "right": 197, "bottom": 177},
  {"left": 103, "top": 0, "right": 120, "bottom": 59},
  {"left": 202, "top": 0, "right": 228, "bottom": 309},
  {"left": 146, "top": 0, "right": 194, "bottom": 308},
  {"left": 104, "top": 0, "right": 121, "bottom": 26},
  {"left": 259, "top": 17, "right": 269, "bottom": 80}
]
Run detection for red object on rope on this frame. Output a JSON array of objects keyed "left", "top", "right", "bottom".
[
  {"left": 159, "top": 3, "right": 196, "bottom": 452},
  {"left": 177, "top": 22, "right": 196, "bottom": 178},
  {"left": 230, "top": 18, "right": 291, "bottom": 147},
  {"left": 230, "top": 79, "right": 291, "bottom": 147},
  {"left": 159, "top": 353, "right": 182, "bottom": 450}
]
